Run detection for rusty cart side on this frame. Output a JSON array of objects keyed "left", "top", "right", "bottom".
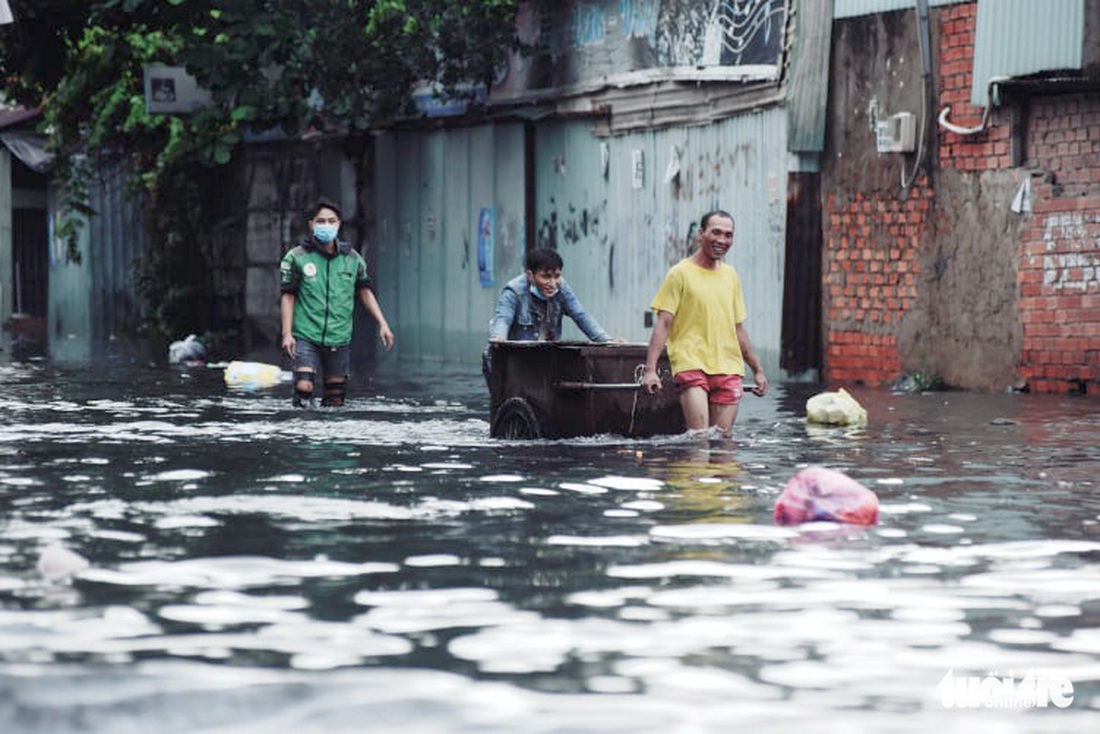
[{"left": 487, "top": 341, "right": 684, "bottom": 439}]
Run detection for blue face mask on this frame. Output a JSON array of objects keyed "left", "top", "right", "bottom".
[
  {"left": 529, "top": 284, "right": 551, "bottom": 301},
  {"left": 312, "top": 223, "right": 339, "bottom": 243}
]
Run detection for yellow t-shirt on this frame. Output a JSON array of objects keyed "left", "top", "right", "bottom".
[{"left": 650, "top": 258, "right": 747, "bottom": 376}]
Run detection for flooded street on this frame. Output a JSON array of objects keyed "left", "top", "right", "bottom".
[{"left": 0, "top": 356, "right": 1098, "bottom": 733}]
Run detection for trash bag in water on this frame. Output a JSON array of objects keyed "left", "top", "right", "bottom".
[
  {"left": 223, "top": 361, "right": 287, "bottom": 391},
  {"left": 774, "top": 465, "right": 879, "bottom": 526},
  {"left": 37, "top": 543, "right": 90, "bottom": 582},
  {"left": 168, "top": 334, "right": 206, "bottom": 365},
  {"left": 805, "top": 387, "right": 867, "bottom": 426}
]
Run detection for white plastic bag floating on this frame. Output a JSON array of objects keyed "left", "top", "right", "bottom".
[
  {"left": 168, "top": 334, "right": 205, "bottom": 364},
  {"left": 36, "top": 543, "right": 90, "bottom": 583},
  {"left": 223, "top": 361, "right": 287, "bottom": 390},
  {"left": 805, "top": 387, "right": 867, "bottom": 426}
]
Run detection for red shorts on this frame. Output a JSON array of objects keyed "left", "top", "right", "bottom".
[{"left": 673, "top": 371, "right": 744, "bottom": 405}]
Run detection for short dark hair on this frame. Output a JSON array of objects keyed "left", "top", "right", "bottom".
[
  {"left": 307, "top": 197, "right": 342, "bottom": 220},
  {"left": 526, "top": 247, "right": 563, "bottom": 273},
  {"left": 700, "top": 210, "right": 734, "bottom": 231}
]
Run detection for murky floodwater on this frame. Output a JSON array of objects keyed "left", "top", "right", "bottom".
[{"left": 0, "top": 356, "right": 1097, "bottom": 733}]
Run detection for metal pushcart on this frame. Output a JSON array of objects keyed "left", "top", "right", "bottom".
[{"left": 487, "top": 341, "right": 684, "bottom": 439}]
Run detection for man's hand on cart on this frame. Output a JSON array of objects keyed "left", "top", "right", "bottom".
[{"left": 641, "top": 368, "right": 662, "bottom": 394}]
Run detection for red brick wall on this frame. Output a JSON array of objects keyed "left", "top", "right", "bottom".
[
  {"left": 936, "top": 2, "right": 1100, "bottom": 394},
  {"left": 1019, "top": 190, "right": 1100, "bottom": 395},
  {"left": 823, "top": 1, "right": 1100, "bottom": 393},
  {"left": 823, "top": 188, "right": 928, "bottom": 385},
  {"left": 936, "top": 2, "right": 1013, "bottom": 172}
]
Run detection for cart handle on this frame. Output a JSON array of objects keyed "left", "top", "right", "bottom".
[
  {"left": 555, "top": 381, "right": 758, "bottom": 392},
  {"left": 554, "top": 381, "right": 641, "bottom": 391}
]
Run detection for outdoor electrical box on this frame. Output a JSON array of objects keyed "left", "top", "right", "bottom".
[{"left": 875, "top": 112, "right": 916, "bottom": 153}]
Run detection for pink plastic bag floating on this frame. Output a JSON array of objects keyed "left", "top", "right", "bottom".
[{"left": 774, "top": 466, "right": 879, "bottom": 526}]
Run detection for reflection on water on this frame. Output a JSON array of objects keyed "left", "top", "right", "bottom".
[{"left": 0, "top": 359, "right": 1098, "bottom": 732}]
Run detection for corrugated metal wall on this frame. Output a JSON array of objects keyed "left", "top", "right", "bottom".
[
  {"left": 49, "top": 161, "right": 148, "bottom": 360},
  {"left": 0, "top": 149, "right": 11, "bottom": 326},
  {"left": 834, "top": 0, "right": 961, "bottom": 18},
  {"left": 972, "top": 0, "right": 1085, "bottom": 105},
  {"left": 87, "top": 162, "right": 146, "bottom": 341},
  {"left": 375, "top": 109, "right": 789, "bottom": 380},
  {"left": 533, "top": 111, "right": 788, "bottom": 380},
  {"left": 373, "top": 124, "right": 527, "bottom": 364},
  {"left": 788, "top": 0, "right": 834, "bottom": 154},
  {"left": 47, "top": 185, "right": 92, "bottom": 361}
]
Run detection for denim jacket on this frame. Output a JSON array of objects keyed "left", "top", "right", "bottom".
[{"left": 489, "top": 273, "right": 610, "bottom": 342}]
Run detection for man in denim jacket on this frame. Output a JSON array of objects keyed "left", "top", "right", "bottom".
[{"left": 483, "top": 248, "right": 611, "bottom": 381}]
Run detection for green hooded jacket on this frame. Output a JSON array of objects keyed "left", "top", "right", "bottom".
[{"left": 280, "top": 238, "right": 371, "bottom": 347}]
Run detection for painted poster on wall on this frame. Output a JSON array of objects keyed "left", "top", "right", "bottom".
[{"left": 478, "top": 207, "right": 495, "bottom": 287}]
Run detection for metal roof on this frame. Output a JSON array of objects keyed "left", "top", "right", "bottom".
[
  {"left": 972, "top": 0, "right": 1086, "bottom": 105},
  {"left": 834, "top": 0, "right": 963, "bottom": 19}
]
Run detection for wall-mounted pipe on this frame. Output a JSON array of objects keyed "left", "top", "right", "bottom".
[
  {"left": 937, "top": 76, "right": 1011, "bottom": 136},
  {"left": 902, "top": 0, "right": 933, "bottom": 188}
]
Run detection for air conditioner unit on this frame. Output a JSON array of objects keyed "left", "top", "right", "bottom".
[{"left": 875, "top": 112, "right": 916, "bottom": 153}]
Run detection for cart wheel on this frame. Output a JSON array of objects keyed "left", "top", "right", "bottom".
[{"left": 491, "top": 397, "right": 542, "bottom": 439}]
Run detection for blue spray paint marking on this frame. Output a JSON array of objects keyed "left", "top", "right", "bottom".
[
  {"left": 620, "top": 0, "right": 659, "bottom": 44},
  {"left": 571, "top": 3, "right": 606, "bottom": 46}
]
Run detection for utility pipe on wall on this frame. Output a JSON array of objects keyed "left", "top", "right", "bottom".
[
  {"left": 902, "top": 0, "right": 933, "bottom": 188},
  {"left": 937, "top": 76, "right": 1011, "bottom": 135}
]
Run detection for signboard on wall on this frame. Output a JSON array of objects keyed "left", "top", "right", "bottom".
[
  {"left": 143, "top": 65, "right": 213, "bottom": 114},
  {"left": 491, "top": 0, "right": 787, "bottom": 100}
]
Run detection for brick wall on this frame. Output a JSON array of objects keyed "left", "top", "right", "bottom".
[
  {"left": 936, "top": 2, "right": 1013, "bottom": 173},
  {"left": 823, "top": 187, "right": 928, "bottom": 385},
  {"left": 1019, "top": 187, "right": 1100, "bottom": 395},
  {"left": 936, "top": 2, "right": 1100, "bottom": 394},
  {"left": 1017, "top": 86, "right": 1100, "bottom": 393},
  {"left": 824, "top": 1, "right": 1100, "bottom": 393}
]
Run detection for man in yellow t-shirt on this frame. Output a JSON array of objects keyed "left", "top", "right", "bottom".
[{"left": 641, "top": 210, "right": 769, "bottom": 437}]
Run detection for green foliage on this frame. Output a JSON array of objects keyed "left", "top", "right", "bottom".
[{"left": 0, "top": 0, "right": 520, "bottom": 343}]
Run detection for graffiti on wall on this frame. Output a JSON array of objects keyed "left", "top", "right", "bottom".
[
  {"left": 536, "top": 197, "right": 610, "bottom": 253},
  {"left": 478, "top": 208, "right": 495, "bottom": 287},
  {"left": 1038, "top": 212, "right": 1100, "bottom": 292},
  {"left": 656, "top": 0, "right": 787, "bottom": 68},
  {"left": 570, "top": 0, "right": 661, "bottom": 47},
  {"left": 492, "top": 0, "right": 787, "bottom": 99}
]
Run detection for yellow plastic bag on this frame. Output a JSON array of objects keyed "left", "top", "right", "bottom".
[
  {"left": 223, "top": 361, "right": 285, "bottom": 390},
  {"left": 806, "top": 387, "right": 868, "bottom": 426}
]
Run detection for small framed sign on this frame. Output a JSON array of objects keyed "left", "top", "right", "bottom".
[{"left": 143, "top": 66, "right": 212, "bottom": 114}]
